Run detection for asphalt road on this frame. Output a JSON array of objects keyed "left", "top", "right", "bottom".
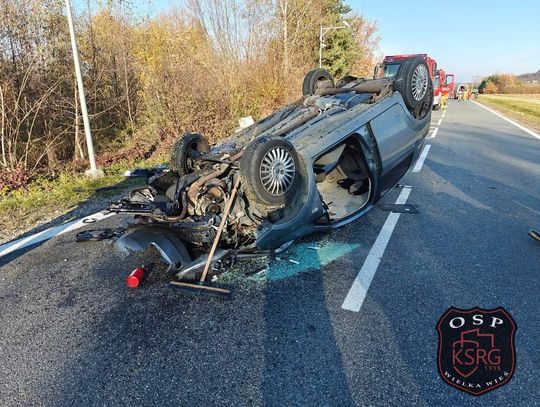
[{"left": 1, "top": 100, "right": 539, "bottom": 406}]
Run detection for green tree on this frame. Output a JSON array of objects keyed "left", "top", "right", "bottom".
[
  {"left": 319, "top": 0, "right": 356, "bottom": 77},
  {"left": 479, "top": 73, "right": 521, "bottom": 94}
]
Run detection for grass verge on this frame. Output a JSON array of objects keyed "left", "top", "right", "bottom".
[
  {"left": 476, "top": 94, "right": 540, "bottom": 134},
  {"left": 0, "top": 155, "right": 165, "bottom": 243}
]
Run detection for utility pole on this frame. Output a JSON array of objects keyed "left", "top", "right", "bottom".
[
  {"left": 65, "top": 0, "right": 103, "bottom": 178},
  {"left": 319, "top": 21, "right": 351, "bottom": 68}
]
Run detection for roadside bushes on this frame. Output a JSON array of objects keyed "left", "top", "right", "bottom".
[
  {"left": 478, "top": 74, "right": 532, "bottom": 94},
  {"left": 0, "top": 168, "right": 31, "bottom": 191},
  {"left": 482, "top": 80, "right": 499, "bottom": 94},
  {"left": 0, "top": 0, "right": 379, "bottom": 188}
]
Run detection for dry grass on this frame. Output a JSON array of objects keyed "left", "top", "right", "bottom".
[
  {"left": 0, "top": 155, "right": 162, "bottom": 243},
  {"left": 476, "top": 94, "right": 540, "bottom": 134}
]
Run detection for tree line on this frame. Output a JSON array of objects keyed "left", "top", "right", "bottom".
[
  {"left": 479, "top": 74, "right": 540, "bottom": 94},
  {"left": 0, "top": 0, "right": 379, "bottom": 189}
]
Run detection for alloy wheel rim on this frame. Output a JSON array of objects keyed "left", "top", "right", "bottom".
[
  {"left": 411, "top": 64, "right": 428, "bottom": 101},
  {"left": 260, "top": 147, "right": 295, "bottom": 196}
]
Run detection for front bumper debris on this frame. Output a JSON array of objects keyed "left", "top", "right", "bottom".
[{"left": 115, "top": 225, "right": 191, "bottom": 271}]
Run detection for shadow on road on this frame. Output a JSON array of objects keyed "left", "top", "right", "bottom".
[
  {"left": 370, "top": 147, "right": 540, "bottom": 405},
  {"left": 262, "top": 263, "right": 354, "bottom": 405},
  {"left": 5, "top": 235, "right": 354, "bottom": 405}
]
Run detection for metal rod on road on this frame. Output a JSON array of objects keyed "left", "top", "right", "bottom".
[{"left": 65, "top": 0, "right": 102, "bottom": 178}]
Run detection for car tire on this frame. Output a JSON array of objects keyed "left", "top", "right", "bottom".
[
  {"left": 394, "top": 57, "right": 432, "bottom": 111},
  {"left": 240, "top": 135, "right": 301, "bottom": 207},
  {"left": 302, "top": 68, "right": 334, "bottom": 96},
  {"left": 170, "top": 133, "right": 210, "bottom": 176}
]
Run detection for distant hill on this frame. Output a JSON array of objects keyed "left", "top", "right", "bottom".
[{"left": 518, "top": 69, "right": 540, "bottom": 83}]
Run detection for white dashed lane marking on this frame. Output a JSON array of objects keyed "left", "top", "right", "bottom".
[
  {"left": 342, "top": 187, "right": 412, "bottom": 312},
  {"left": 342, "top": 106, "right": 450, "bottom": 312},
  {"left": 412, "top": 144, "right": 431, "bottom": 172}
]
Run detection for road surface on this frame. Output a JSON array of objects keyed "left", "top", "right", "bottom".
[{"left": 1, "top": 101, "right": 539, "bottom": 406}]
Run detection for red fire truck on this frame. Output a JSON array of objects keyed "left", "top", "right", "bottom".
[
  {"left": 442, "top": 72, "right": 455, "bottom": 97},
  {"left": 381, "top": 54, "right": 437, "bottom": 80},
  {"left": 433, "top": 70, "right": 455, "bottom": 110}
]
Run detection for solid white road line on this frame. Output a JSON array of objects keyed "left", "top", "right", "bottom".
[
  {"left": 412, "top": 144, "right": 431, "bottom": 172},
  {"left": 430, "top": 127, "right": 439, "bottom": 138},
  {"left": 472, "top": 100, "right": 540, "bottom": 141},
  {"left": 442, "top": 111, "right": 446, "bottom": 118},
  {"left": 342, "top": 187, "right": 412, "bottom": 312},
  {"left": 0, "top": 211, "right": 115, "bottom": 258},
  {"left": 437, "top": 119, "right": 442, "bottom": 126}
]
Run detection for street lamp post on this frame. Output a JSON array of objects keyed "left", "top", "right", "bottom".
[
  {"left": 65, "top": 0, "right": 103, "bottom": 178},
  {"left": 319, "top": 21, "right": 351, "bottom": 68}
]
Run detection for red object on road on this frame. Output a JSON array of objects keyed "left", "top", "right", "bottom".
[{"left": 127, "top": 267, "right": 145, "bottom": 288}]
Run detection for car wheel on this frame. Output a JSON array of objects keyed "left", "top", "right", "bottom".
[
  {"left": 302, "top": 68, "right": 334, "bottom": 96},
  {"left": 170, "top": 133, "right": 210, "bottom": 176},
  {"left": 240, "top": 136, "right": 301, "bottom": 207},
  {"left": 394, "top": 57, "right": 432, "bottom": 111}
]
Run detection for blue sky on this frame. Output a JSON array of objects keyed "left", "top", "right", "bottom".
[
  {"left": 81, "top": 0, "right": 540, "bottom": 83},
  {"left": 350, "top": 0, "right": 540, "bottom": 82}
]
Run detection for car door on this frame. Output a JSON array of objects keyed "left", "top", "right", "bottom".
[{"left": 368, "top": 101, "right": 428, "bottom": 194}]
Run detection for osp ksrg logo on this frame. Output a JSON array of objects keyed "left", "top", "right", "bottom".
[{"left": 436, "top": 307, "right": 517, "bottom": 396}]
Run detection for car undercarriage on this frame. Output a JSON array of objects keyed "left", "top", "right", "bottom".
[{"left": 108, "top": 58, "right": 433, "bottom": 282}]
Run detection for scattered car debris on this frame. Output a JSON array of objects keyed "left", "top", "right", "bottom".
[
  {"left": 82, "top": 218, "right": 97, "bottom": 224},
  {"left": 378, "top": 204, "right": 419, "bottom": 214},
  {"left": 123, "top": 164, "right": 169, "bottom": 178},
  {"left": 107, "top": 59, "right": 433, "bottom": 286},
  {"left": 396, "top": 183, "right": 413, "bottom": 189},
  {"left": 75, "top": 227, "right": 126, "bottom": 242},
  {"left": 245, "top": 266, "right": 269, "bottom": 276},
  {"left": 237, "top": 115, "right": 255, "bottom": 130}
]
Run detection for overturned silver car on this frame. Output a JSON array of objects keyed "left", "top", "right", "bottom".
[{"left": 109, "top": 57, "right": 433, "bottom": 281}]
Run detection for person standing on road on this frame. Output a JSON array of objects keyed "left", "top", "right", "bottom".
[{"left": 529, "top": 230, "right": 540, "bottom": 242}]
